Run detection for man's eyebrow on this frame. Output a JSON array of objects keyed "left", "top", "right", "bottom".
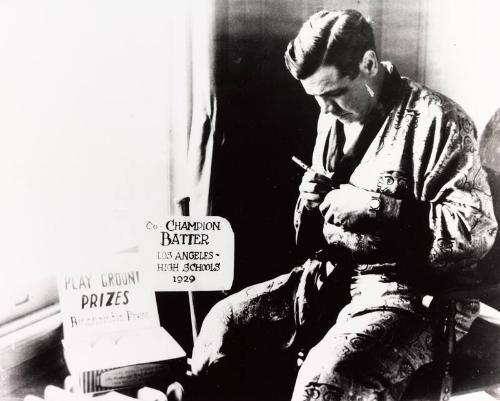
[{"left": 322, "top": 87, "right": 347, "bottom": 96}]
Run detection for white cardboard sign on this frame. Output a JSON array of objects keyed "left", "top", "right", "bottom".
[
  {"left": 57, "top": 254, "right": 159, "bottom": 341},
  {"left": 141, "top": 216, "right": 234, "bottom": 291}
]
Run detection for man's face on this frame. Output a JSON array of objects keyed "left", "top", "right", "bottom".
[{"left": 300, "top": 63, "right": 374, "bottom": 124}]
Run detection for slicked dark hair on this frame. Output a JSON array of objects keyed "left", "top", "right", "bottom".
[{"left": 284, "top": 9, "right": 376, "bottom": 80}]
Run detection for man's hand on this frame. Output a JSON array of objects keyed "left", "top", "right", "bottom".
[
  {"left": 319, "top": 184, "right": 375, "bottom": 230},
  {"left": 299, "top": 170, "right": 333, "bottom": 209}
]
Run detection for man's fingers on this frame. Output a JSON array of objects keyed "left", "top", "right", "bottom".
[
  {"left": 300, "top": 190, "right": 324, "bottom": 210},
  {"left": 319, "top": 192, "right": 337, "bottom": 223},
  {"left": 299, "top": 181, "right": 330, "bottom": 194},
  {"left": 299, "top": 171, "right": 334, "bottom": 211},
  {"left": 313, "top": 173, "right": 333, "bottom": 186},
  {"left": 319, "top": 199, "right": 330, "bottom": 218},
  {"left": 300, "top": 192, "right": 324, "bottom": 202},
  {"left": 320, "top": 190, "right": 337, "bottom": 205},
  {"left": 302, "top": 170, "right": 333, "bottom": 186},
  {"left": 304, "top": 200, "right": 321, "bottom": 209},
  {"left": 321, "top": 205, "right": 335, "bottom": 224}
]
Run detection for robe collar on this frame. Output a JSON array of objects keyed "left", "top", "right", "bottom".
[
  {"left": 375, "top": 61, "right": 404, "bottom": 117},
  {"left": 330, "top": 62, "right": 403, "bottom": 186}
]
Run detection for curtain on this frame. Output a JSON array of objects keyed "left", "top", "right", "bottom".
[{"left": 168, "top": 0, "right": 220, "bottom": 217}]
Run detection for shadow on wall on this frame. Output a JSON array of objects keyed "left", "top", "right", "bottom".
[{"left": 211, "top": 9, "right": 317, "bottom": 289}]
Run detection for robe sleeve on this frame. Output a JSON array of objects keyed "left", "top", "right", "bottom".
[
  {"left": 398, "top": 106, "right": 497, "bottom": 275},
  {"left": 298, "top": 100, "right": 498, "bottom": 279},
  {"left": 323, "top": 104, "right": 497, "bottom": 279}
]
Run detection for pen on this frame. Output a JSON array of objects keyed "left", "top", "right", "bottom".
[
  {"left": 291, "top": 156, "right": 313, "bottom": 173},
  {"left": 291, "top": 156, "right": 336, "bottom": 188}
]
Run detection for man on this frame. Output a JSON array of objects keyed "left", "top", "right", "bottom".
[{"left": 190, "top": 9, "right": 497, "bottom": 401}]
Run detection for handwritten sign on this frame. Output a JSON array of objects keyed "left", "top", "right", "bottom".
[
  {"left": 57, "top": 255, "right": 159, "bottom": 341},
  {"left": 141, "top": 216, "right": 234, "bottom": 291}
]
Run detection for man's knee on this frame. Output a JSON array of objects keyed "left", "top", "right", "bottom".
[
  {"left": 191, "top": 297, "right": 234, "bottom": 376},
  {"left": 297, "top": 342, "right": 349, "bottom": 385},
  {"left": 293, "top": 347, "right": 354, "bottom": 401}
]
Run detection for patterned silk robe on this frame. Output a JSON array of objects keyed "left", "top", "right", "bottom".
[
  {"left": 294, "top": 62, "right": 497, "bottom": 319},
  {"left": 191, "top": 64, "right": 497, "bottom": 401}
]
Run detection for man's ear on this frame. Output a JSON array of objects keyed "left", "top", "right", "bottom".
[{"left": 359, "top": 50, "right": 378, "bottom": 77}]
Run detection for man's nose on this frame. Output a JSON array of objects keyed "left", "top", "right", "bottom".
[{"left": 319, "top": 98, "right": 340, "bottom": 114}]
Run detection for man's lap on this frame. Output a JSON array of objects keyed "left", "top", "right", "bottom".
[
  {"left": 191, "top": 266, "right": 434, "bottom": 400},
  {"left": 293, "top": 308, "right": 433, "bottom": 400}
]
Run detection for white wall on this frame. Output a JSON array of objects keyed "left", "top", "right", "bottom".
[
  {"left": 380, "top": 0, "right": 426, "bottom": 82},
  {"left": 0, "top": 1, "right": 173, "bottom": 279},
  {"left": 423, "top": 0, "right": 500, "bottom": 134},
  {"left": 380, "top": 0, "right": 500, "bottom": 134}
]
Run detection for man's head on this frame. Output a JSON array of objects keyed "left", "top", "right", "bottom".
[{"left": 284, "top": 10, "right": 382, "bottom": 123}]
